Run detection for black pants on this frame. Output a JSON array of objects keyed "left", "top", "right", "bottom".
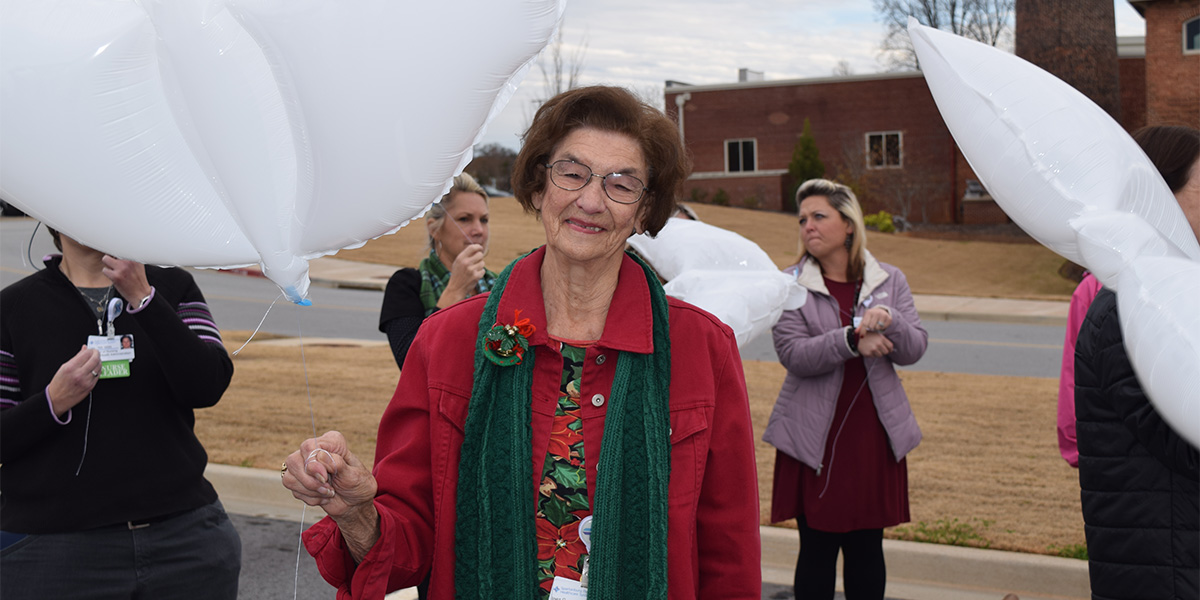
[
  {"left": 794, "top": 520, "right": 885, "bottom": 600},
  {"left": 1, "top": 500, "right": 241, "bottom": 599}
]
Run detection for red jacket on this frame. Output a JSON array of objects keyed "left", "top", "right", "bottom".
[{"left": 304, "top": 248, "right": 761, "bottom": 599}]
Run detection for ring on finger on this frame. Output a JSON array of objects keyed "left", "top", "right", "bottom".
[
  {"left": 90, "top": 370, "right": 99, "bottom": 377},
  {"left": 281, "top": 462, "right": 289, "bottom": 478}
]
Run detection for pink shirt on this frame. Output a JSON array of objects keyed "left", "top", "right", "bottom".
[{"left": 1058, "top": 273, "right": 1102, "bottom": 467}]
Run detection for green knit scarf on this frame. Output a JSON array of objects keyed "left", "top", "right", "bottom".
[{"left": 454, "top": 250, "right": 671, "bottom": 600}]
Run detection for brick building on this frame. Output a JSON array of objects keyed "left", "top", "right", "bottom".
[
  {"left": 666, "top": 72, "right": 966, "bottom": 222},
  {"left": 665, "top": 1, "right": 1196, "bottom": 224},
  {"left": 1131, "top": 0, "right": 1200, "bottom": 125}
]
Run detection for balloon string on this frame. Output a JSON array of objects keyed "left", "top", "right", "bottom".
[
  {"left": 74, "top": 391, "right": 93, "bottom": 476},
  {"left": 298, "top": 313, "right": 317, "bottom": 438},
  {"left": 293, "top": 309, "right": 318, "bottom": 600},
  {"left": 817, "top": 359, "right": 876, "bottom": 500},
  {"left": 447, "top": 217, "right": 488, "bottom": 255},
  {"left": 293, "top": 505, "right": 308, "bottom": 600},
  {"left": 231, "top": 293, "right": 284, "bottom": 356}
]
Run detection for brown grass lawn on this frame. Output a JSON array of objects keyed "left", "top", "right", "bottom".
[
  {"left": 200, "top": 335, "right": 1085, "bottom": 557},
  {"left": 196, "top": 200, "right": 1086, "bottom": 557}
]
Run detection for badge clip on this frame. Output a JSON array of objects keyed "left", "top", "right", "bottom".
[{"left": 106, "top": 298, "right": 124, "bottom": 337}]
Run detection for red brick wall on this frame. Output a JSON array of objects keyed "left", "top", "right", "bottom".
[
  {"left": 1142, "top": 1, "right": 1200, "bottom": 126},
  {"left": 961, "top": 200, "right": 1012, "bottom": 225},
  {"left": 953, "top": 149, "right": 985, "bottom": 222},
  {"left": 666, "top": 75, "right": 966, "bottom": 223},
  {"left": 682, "top": 175, "right": 786, "bottom": 211},
  {"left": 1119, "top": 56, "right": 1148, "bottom": 131}
]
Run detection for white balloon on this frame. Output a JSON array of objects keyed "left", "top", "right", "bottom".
[
  {"left": 627, "top": 219, "right": 806, "bottom": 349},
  {"left": 1115, "top": 256, "right": 1200, "bottom": 448},
  {"left": 907, "top": 18, "right": 1200, "bottom": 264},
  {"left": 909, "top": 19, "right": 1200, "bottom": 446},
  {"left": 0, "top": 0, "right": 564, "bottom": 303},
  {"left": 1071, "top": 210, "right": 1181, "bottom": 287}
]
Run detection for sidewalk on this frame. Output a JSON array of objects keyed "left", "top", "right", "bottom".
[
  {"left": 208, "top": 463, "right": 1089, "bottom": 600},
  {"left": 229, "top": 256, "right": 1071, "bottom": 327}
]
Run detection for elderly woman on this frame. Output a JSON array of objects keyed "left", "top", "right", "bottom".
[
  {"left": 282, "top": 86, "right": 761, "bottom": 600},
  {"left": 763, "top": 179, "right": 927, "bottom": 600},
  {"left": 379, "top": 172, "right": 495, "bottom": 369}
]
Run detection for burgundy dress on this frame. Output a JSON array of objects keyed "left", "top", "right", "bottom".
[{"left": 771, "top": 276, "right": 909, "bottom": 533}]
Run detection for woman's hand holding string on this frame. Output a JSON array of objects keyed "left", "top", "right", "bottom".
[{"left": 282, "top": 431, "right": 380, "bottom": 563}]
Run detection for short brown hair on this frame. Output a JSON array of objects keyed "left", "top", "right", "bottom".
[
  {"left": 1132, "top": 125, "right": 1200, "bottom": 194},
  {"left": 511, "top": 86, "right": 691, "bottom": 236}
]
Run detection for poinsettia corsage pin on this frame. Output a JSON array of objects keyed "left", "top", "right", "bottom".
[{"left": 483, "top": 309, "right": 536, "bottom": 366}]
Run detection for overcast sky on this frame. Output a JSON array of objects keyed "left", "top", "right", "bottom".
[{"left": 477, "top": 0, "right": 1148, "bottom": 152}]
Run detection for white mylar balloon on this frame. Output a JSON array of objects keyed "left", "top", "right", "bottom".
[
  {"left": 1107, "top": 256, "right": 1200, "bottom": 445},
  {"left": 627, "top": 219, "right": 807, "bottom": 348},
  {"left": 0, "top": 0, "right": 564, "bottom": 303},
  {"left": 909, "top": 19, "right": 1200, "bottom": 446},
  {"left": 907, "top": 19, "right": 1200, "bottom": 264}
]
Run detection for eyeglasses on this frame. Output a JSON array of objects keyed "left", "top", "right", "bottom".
[{"left": 543, "top": 160, "right": 647, "bottom": 205}]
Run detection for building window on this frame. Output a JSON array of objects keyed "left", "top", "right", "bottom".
[
  {"left": 1185, "top": 16, "right": 1199, "bottom": 54},
  {"left": 726, "top": 139, "right": 756, "bottom": 172},
  {"left": 866, "top": 132, "right": 902, "bottom": 169}
]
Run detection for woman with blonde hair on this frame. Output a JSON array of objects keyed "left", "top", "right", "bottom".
[
  {"left": 379, "top": 172, "right": 496, "bottom": 369},
  {"left": 764, "top": 178, "right": 927, "bottom": 599}
]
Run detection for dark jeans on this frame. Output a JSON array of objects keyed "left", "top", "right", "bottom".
[
  {"left": 1, "top": 499, "right": 241, "bottom": 599},
  {"left": 794, "top": 520, "right": 886, "bottom": 600}
]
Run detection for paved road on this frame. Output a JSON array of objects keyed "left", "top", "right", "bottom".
[
  {"left": 0, "top": 219, "right": 384, "bottom": 341},
  {"left": 740, "top": 320, "right": 1066, "bottom": 379},
  {"left": 3, "top": 217, "right": 1067, "bottom": 378}
]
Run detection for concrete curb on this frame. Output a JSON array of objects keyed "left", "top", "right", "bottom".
[
  {"left": 912, "top": 294, "right": 1069, "bottom": 327},
  {"left": 208, "top": 464, "right": 1089, "bottom": 600}
]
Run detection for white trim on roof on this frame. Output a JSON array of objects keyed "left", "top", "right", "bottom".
[
  {"left": 664, "top": 71, "right": 925, "bottom": 94},
  {"left": 1118, "top": 35, "right": 1146, "bottom": 57},
  {"left": 689, "top": 169, "right": 788, "bottom": 180}
]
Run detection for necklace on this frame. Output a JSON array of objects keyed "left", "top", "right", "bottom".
[
  {"left": 60, "top": 258, "right": 114, "bottom": 324},
  {"left": 77, "top": 285, "right": 113, "bottom": 317}
]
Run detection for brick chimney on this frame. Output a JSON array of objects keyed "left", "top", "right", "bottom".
[{"left": 1015, "top": 0, "right": 1122, "bottom": 121}]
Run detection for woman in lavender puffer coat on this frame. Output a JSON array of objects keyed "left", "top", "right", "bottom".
[{"left": 763, "top": 179, "right": 927, "bottom": 600}]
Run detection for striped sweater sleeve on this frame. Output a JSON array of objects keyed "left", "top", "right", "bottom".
[
  {"left": 0, "top": 349, "right": 19, "bottom": 410},
  {"left": 176, "top": 301, "right": 223, "bottom": 346}
]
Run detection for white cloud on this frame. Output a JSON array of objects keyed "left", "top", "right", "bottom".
[{"left": 477, "top": 0, "right": 1147, "bottom": 152}]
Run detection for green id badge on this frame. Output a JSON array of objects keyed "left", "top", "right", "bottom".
[{"left": 99, "top": 360, "right": 131, "bottom": 379}]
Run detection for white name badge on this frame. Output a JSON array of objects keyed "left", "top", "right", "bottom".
[
  {"left": 87, "top": 335, "right": 135, "bottom": 379},
  {"left": 548, "top": 576, "right": 587, "bottom": 600}
]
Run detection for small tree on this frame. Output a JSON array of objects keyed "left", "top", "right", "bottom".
[
  {"left": 831, "top": 133, "right": 875, "bottom": 202},
  {"left": 787, "top": 118, "right": 825, "bottom": 211},
  {"left": 465, "top": 143, "right": 518, "bottom": 192}
]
